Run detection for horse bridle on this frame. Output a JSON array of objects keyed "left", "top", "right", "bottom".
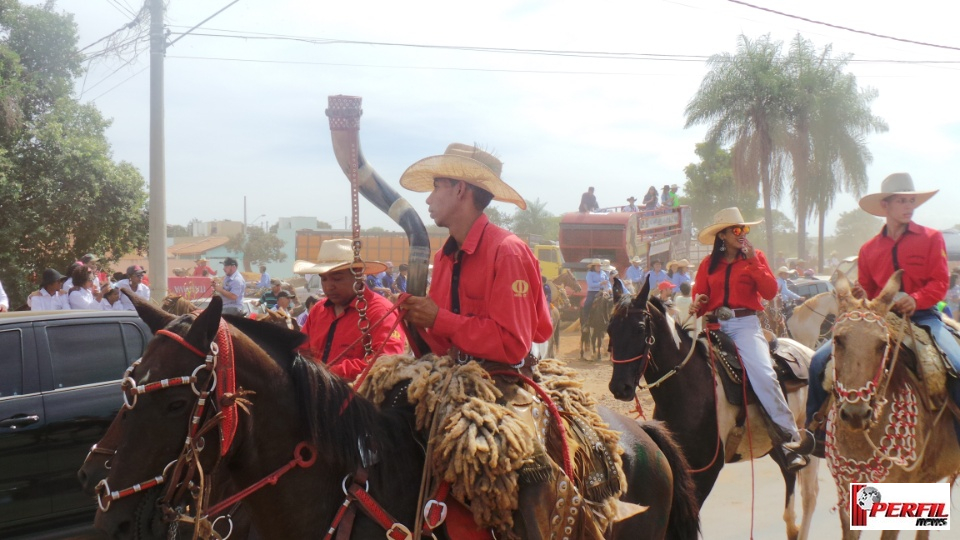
[{"left": 831, "top": 309, "right": 904, "bottom": 417}]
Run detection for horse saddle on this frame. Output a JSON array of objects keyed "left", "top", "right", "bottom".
[{"left": 699, "top": 329, "right": 808, "bottom": 408}]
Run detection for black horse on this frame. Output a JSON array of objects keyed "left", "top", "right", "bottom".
[
  {"left": 606, "top": 279, "right": 819, "bottom": 540},
  {"left": 581, "top": 292, "right": 612, "bottom": 360}
]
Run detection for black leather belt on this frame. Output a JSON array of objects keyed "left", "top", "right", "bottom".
[{"left": 705, "top": 308, "right": 757, "bottom": 323}]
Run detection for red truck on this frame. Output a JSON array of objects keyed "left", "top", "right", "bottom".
[{"left": 555, "top": 206, "right": 693, "bottom": 320}]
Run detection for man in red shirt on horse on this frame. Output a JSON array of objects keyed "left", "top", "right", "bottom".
[
  {"left": 298, "top": 238, "right": 406, "bottom": 382},
  {"left": 790, "top": 172, "right": 960, "bottom": 454}
]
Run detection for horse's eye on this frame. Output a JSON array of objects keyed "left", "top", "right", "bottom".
[{"left": 834, "top": 336, "right": 845, "bottom": 349}]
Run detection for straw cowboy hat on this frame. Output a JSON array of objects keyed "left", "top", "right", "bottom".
[
  {"left": 697, "top": 207, "right": 763, "bottom": 245},
  {"left": 589, "top": 258, "right": 602, "bottom": 268},
  {"left": 196, "top": 257, "right": 208, "bottom": 263},
  {"left": 292, "top": 238, "right": 388, "bottom": 276},
  {"left": 676, "top": 258, "right": 690, "bottom": 269},
  {"left": 666, "top": 260, "right": 678, "bottom": 271},
  {"left": 858, "top": 172, "right": 938, "bottom": 217},
  {"left": 777, "top": 266, "right": 790, "bottom": 275},
  {"left": 399, "top": 143, "right": 526, "bottom": 209}
]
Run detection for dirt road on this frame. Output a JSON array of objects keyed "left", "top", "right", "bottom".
[{"left": 554, "top": 328, "right": 957, "bottom": 539}]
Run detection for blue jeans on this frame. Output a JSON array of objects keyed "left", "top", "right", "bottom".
[
  {"left": 581, "top": 290, "right": 599, "bottom": 326},
  {"left": 806, "top": 308, "right": 960, "bottom": 426}
]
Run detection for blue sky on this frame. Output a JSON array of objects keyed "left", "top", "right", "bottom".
[{"left": 37, "top": 0, "right": 960, "bottom": 243}]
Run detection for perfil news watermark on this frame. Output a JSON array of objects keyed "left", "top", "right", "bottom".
[{"left": 850, "top": 483, "right": 951, "bottom": 531}]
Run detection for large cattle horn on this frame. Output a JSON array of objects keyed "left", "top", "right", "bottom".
[{"left": 326, "top": 95, "right": 431, "bottom": 354}]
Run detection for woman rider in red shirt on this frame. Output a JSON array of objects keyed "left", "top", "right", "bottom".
[{"left": 690, "top": 207, "right": 809, "bottom": 472}]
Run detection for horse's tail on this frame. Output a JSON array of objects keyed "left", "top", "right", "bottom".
[{"left": 639, "top": 420, "right": 701, "bottom": 540}]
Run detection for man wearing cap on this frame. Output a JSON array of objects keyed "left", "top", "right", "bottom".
[
  {"left": 776, "top": 267, "right": 802, "bottom": 303},
  {"left": 625, "top": 256, "right": 644, "bottom": 293},
  {"left": 117, "top": 265, "right": 151, "bottom": 311},
  {"left": 645, "top": 259, "right": 669, "bottom": 291},
  {"left": 668, "top": 184, "right": 680, "bottom": 207},
  {"left": 193, "top": 258, "right": 217, "bottom": 277},
  {"left": 791, "top": 172, "right": 960, "bottom": 455},
  {"left": 212, "top": 257, "right": 246, "bottom": 316},
  {"left": 623, "top": 196, "right": 639, "bottom": 212},
  {"left": 392, "top": 263, "right": 409, "bottom": 294},
  {"left": 298, "top": 239, "right": 406, "bottom": 382},
  {"left": 258, "top": 279, "right": 284, "bottom": 310},
  {"left": 28, "top": 268, "right": 69, "bottom": 310}
]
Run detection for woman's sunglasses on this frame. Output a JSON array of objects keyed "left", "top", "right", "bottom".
[{"left": 729, "top": 225, "right": 750, "bottom": 236}]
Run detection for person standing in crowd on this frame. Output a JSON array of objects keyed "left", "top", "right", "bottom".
[
  {"left": 296, "top": 295, "right": 319, "bottom": 328},
  {"left": 379, "top": 261, "right": 395, "bottom": 294},
  {"left": 299, "top": 238, "right": 405, "bottom": 382},
  {"left": 579, "top": 186, "right": 599, "bottom": 213},
  {"left": 258, "top": 278, "right": 283, "bottom": 310},
  {"left": 673, "top": 281, "right": 698, "bottom": 336},
  {"left": 274, "top": 290, "right": 295, "bottom": 314},
  {"left": 28, "top": 268, "right": 68, "bottom": 310},
  {"left": 625, "top": 256, "right": 644, "bottom": 293},
  {"left": 193, "top": 257, "right": 217, "bottom": 277},
  {"left": 392, "top": 263, "right": 409, "bottom": 294},
  {"left": 623, "top": 197, "right": 639, "bottom": 212},
  {"left": 81, "top": 254, "right": 102, "bottom": 289},
  {"left": 645, "top": 259, "right": 669, "bottom": 291},
  {"left": 790, "top": 173, "right": 960, "bottom": 455},
  {"left": 117, "top": 265, "right": 151, "bottom": 311},
  {"left": 610, "top": 268, "right": 628, "bottom": 293},
  {"left": 0, "top": 278, "right": 8, "bottom": 312},
  {"left": 542, "top": 275, "right": 552, "bottom": 305},
  {"left": 68, "top": 265, "right": 102, "bottom": 310},
  {"left": 776, "top": 266, "right": 803, "bottom": 303},
  {"left": 671, "top": 259, "right": 692, "bottom": 288},
  {"left": 61, "top": 261, "right": 83, "bottom": 292},
  {"left": 256, "top": 265, "right": 271, "bottom": 290},
  {"left": 691, "top": 207, "right": 809, "bottom": 471},
  {"left": 99, "top": 284, "right": 124, "bottom": 311},
  {"left": 212, "top": 257, "right": 246, "bottom": 316},
  {"left": 660, "top": 184, "right": 671, "bottom": 207},
  {"left": 669, "top": 184, "right": 680, "bottom": 207},
  {"left": 642, "top": 186, "right": 659, "bottom": 210},
  {"left": 365, "top": 269, "right": 391, "bottom": 296}
]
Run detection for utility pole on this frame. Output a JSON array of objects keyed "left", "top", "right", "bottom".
[{"left": 148, "top": 0, "right": 167, "bottom": 302}]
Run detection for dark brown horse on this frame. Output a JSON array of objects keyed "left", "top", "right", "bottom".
[
  {"left": 94, "top": 296, "right": 700, "bottom": 540},
  {"left": 581, "top": 292, "right": 612, "bottom": 360},
  {"left": 606, "top": 279, "right": 819, "bottom": 540}
]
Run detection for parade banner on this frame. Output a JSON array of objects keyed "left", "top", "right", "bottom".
[{"left": 167, "top": 277, "right": 212, "bottom": 301}]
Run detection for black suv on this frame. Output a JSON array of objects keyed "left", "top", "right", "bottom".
[{"left": 0, "top": 310, "right": 152, "bottom": 537}]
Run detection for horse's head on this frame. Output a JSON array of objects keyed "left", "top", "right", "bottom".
[
  {"left": 555, "top": 268, "right": 583, "bottom": 293},
  {"left": 161, "top": 294, "right": 198, "bottom": 316},
  {"left": 94, "top": 295, "right": 246, "bottom": 538},
  {"left": 608, "top": 276, "right": 653, "bottom": 400},
  {"left": 831, "top": 270, "right": 903, "bottom": 430}
]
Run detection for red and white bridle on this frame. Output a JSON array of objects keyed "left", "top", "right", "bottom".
[{"left": 831, "top": 309, "right": 895, "bottom": 410}]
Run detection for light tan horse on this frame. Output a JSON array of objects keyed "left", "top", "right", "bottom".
[
  {"left": 160, "top": 294, "right": 198, "bottom": 315},
  {"left": 786, "top": 292, "right": 838, "bottom": 349},
  {"left": 827, "top": 271, "right": 960, "bottom": 539}
]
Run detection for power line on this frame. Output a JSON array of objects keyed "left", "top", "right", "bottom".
[
  {"left": 88, "top": 65, "right": 148, "bottom": 102},
  {"left": 79, "top": 1, "right": 147, "bottom": 52},
  {"left": 728, "top": 0, "right": 960, "bottom": 52}
]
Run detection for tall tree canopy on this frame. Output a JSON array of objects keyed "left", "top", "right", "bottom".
[
  {"left": 681, "top": 141, "right": 758, "bottom": 231},
  {"left": 0, "top": 1, "right": 148, "bottom": 305},
  {"left": 225, "top": 227, "right": 287, "bottom": 273}
]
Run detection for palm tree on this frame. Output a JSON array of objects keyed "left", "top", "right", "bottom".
[
  {"left": 511, "top": 198, "right": 554, "bottom": 238},
  {"left": 783, "top": 35, "right": 887, "bottom": 268},
  {"left": 685, "top": 34, "right": 792, "bottom": 256}
]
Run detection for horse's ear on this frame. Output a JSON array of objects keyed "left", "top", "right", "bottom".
[
  {"left": 185, "top": 295, "right": 223, "bottom": 353},
  {"left": 126, "top": 288, "right": 176, "bottom": 334},
  {"left": 612, "top": 278, "right": 624, "bottom": 304},
  {"left": 869, "top": 269, "right": 902, "bottom": 315},
  {"left": 834, "top": 273, "right": 854, "bottom": 310},
  {"left": 633, "top": 274, "right": 651, "bottom": 308}
]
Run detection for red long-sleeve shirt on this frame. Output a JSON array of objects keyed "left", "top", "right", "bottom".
[
  {"left": 858, "top": 222, "right": 948, "bottom": 310},
  {"left": 300, "top": 287, "right": 406, "bottom": 382},
  {"left": 424, "top": 214, "right": 553, "bottom": 364},
  {"left": 692, "top": 250, "right": 778, "bottom": 315}
]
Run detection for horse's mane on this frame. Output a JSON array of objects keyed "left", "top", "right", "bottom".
[
  {"left": 613, "top": 293, "right": 693, "bottom": 346},
  {"left": 222, "top": 315, "right": 412, "bottom": 471}
]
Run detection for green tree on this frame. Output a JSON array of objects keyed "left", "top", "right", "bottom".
[
  {"left": 0, "top": 2, "right": 148, "bottom": 305},
  {"left": 511, "top": 198, "right": 554, "bottom": 238},
  {"left": 686, "top": 34, "right": 791, "bottom": 256},
  {"left": 484, "top": 206, "right": 513, "bottom": 230},
  {"left": 681, "top": 142, "right": 759, "bottom": 231},
  {"left": 225, "top": 227, "right": 287, "bottom": 273},
  {"left": 167, "top": 224, "right": 190, "bottom": 237},
  {"left": 831, "top": 209, "right": 882, "bottom": 257}
]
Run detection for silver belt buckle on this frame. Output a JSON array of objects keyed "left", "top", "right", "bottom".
[{"left": 716, "top": 306, "right": 734, "bottom": 321}]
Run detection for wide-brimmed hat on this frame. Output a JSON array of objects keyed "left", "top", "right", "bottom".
[
  {"left": 630, "top": 256, "right": 642, "bottom": 264},
  {"left": 589, "top": 258, "right": 601, "bottom": 267},
  {"left": 41, "top": 268, "right": 65, "bottom": 287},
  {"left": 196, "top": 257, "right": 208, "bottom": 263},
  {"left": 399, "top": 143, "right": 526, "bottom": 209},
  {"left": 858, "top": 172, "right": 938, "bottom": 217},
  {"left": 697, "top": 207, "right": 763, "bottom": 245},
  {"left": 677, "top": 259, "right": 690, "bottom": 268},
  {"left": 292, "top": 238, "right": 387, "bottom": 276},
  {"left": 666, "top": 260, "right": 678, "bottom": 270},
  {"left": 777, "top": 266, "right": 790, "bottom": 274},
  {"left": 626, "top": 196, "right": 637, "bottom": 202}
]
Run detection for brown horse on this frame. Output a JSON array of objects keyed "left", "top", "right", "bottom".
[
  {"left": 161, "top": 294, "right": 199, "bottom": 315},
  {"left": 94, "top": 296, "right": 700, "bottom": 540},
  {"left": 607, "top": 278, "right": 820, "bottom": 540},
  {"left": 826, "top": 271, "right": 960, "bottom": 539}
]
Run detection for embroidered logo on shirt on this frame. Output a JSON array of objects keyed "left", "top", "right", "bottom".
[{"left": 511, "top": 280, "right": 530, "bottom": 297}]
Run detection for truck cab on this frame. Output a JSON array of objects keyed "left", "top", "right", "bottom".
[{"left": 533, "top": 244, "right": 564, "bottom": 281}]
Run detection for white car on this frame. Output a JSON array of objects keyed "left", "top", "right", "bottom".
[{"left": 191, "top": 297, "right": 263, "bottom": 317}]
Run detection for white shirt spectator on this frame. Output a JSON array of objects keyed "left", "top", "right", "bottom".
[
  {"left": 116, "top": 279, "right": 151, "bottom": 310},
  {"left": 68, "top": 288, "right": 100, "bottom": 310},
  {"left": 100, "top": 298, "right": 125, "bottom": 311},
  {"left": 28, "top": 289, "right": 69, "bottom": 311},
  {"left": 0, "top": 280, "right": 8, "bottom": 311}
]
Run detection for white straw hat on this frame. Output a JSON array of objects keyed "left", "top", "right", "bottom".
[
  {"left": 697, "top": 207, "right": 763, "bottom": 245},
  {"left": 292, "top": 238, "right": 387, "bottom": 276},
  {"left": 858, "top": 173, "right": 938, "bottom": 217},
  {"left": 399, "top": 143, "right": 526, "bottom": 209}
]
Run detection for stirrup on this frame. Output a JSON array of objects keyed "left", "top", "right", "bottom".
[{"left": 782, "top": 429, "right": 816, "bottom": 456}]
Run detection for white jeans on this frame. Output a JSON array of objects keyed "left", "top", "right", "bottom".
[{"left": 720, "top": 315, "right": 799, "bottom": 442}]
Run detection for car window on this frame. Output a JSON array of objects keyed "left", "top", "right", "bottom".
[
  {"left": 47, "top": 323, "right": 128, "bottom": 388},
  {"left": 121, "top": 322, "right": 147, "bottom": 359},
  {"left": 0, "top": 329, "right": 23, "bottom": 397}
]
